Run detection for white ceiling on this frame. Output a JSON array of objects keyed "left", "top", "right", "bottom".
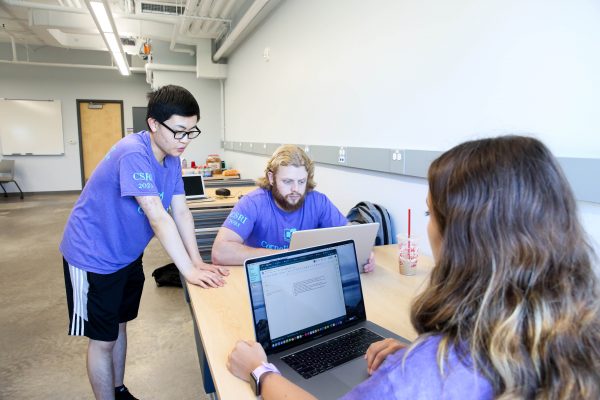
[{"left": 0, "top": 0, "right": 260, "bottom": 60}]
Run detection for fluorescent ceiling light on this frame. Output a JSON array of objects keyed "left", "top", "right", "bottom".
[
  {"left": 105, "top": 35, "right": 130, "bottom": 75},
  {"left": 86, "top": 0, "right": 130, "bottom": 76},
  {"left": 89, "top": 1, "right": 112, "bottom": 33},
  {"left": 105, "top": 34, "right": 121, "bottom": 55}
]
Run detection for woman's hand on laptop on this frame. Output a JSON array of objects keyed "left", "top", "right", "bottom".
[
  {"left": 365, "top": 338, "right": 406, "bottom": 375},
  {"left": 228, "top": 340, "right": 267, "bottom": 381},
  {"left": 362, "top": 251, "right": 376, "bottom": 273}
]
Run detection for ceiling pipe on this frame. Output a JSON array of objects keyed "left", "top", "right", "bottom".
[
  {"left": 0, "top": 56, "right": 191, "bottom": 75},
  {"left": 8, "top": 34, "right": 18, "bottom": 61},
  {"left": 3, "top": 0, "right": 231, "bottom": 24},
  {"left": 178, "top": 0, "right": 200, "bottom": 35},
  {"left": 0, "top": 30, "right": 19, "bottom": 61},
  {"left": 144, "top": 62, "right": 195, "bottom": 73},
  {"left": 187, "top": 0, "right": 212, "bottom": 36},
  {"left": 220, "top": 78, "right": 225, "bottom": 141},
  {"left": 203, "top": 0, "right": 236, "bottom": 36},
  {"left": 213, "top": 0, "right": 269, "bottom": 62},
  {"left": 0, "top": 58, "right": 145, "bottom": 72},
  {"left": 122, "top": 0, "right": 133, "bottom": 14},
  {"left": 169, "top": 24, "right": 195, "bottom": 56},
  {"left": 168, "top": 0, "right": 197, "bottom": 56},
  {"left": 3, "top": 0, "right": 89, "bottom": 14},
  {"left": 0, "top": 1, "right": 49, "bottom": 45}
]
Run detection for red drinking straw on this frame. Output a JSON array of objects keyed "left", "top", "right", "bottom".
[
  {"left": 407, "top": 208, "right": 412, "bottom": 260},
  {"left": 408, "top": 208, "right": 411, "bottom": 238}
]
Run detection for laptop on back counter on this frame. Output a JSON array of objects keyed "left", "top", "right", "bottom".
[
  {"left": 244, "top": 240, "right": 409, "bottom": 399},
  {"left": 289, "top": 223, "right": 379, "bottom": 268},
  {"left": 182, "top": 174, "right": 208, "bottom": 200}
]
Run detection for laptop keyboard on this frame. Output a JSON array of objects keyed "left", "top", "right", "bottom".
[{"left": 281, "top": 327, "right": 384, "bottom": 379}]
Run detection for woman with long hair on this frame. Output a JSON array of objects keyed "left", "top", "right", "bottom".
[{"left": 228, "top": 135, "right": 600, "bottom": 399}]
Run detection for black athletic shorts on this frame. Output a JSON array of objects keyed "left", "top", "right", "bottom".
[{"left": 63, "top": 255, "right": 145, "bottom": 342}]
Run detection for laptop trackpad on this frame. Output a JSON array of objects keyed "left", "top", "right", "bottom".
[{"left": 331, "top": 357, "right": 370, "bottom": 386}]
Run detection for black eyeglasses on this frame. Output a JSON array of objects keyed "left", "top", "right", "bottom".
[{"left": 157, "top": 120, "right": 201, "bottom": 140}]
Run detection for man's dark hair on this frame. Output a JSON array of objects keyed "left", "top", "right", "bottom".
[{"left": 146, "top": 85, "right": 200, "bottom": 124}]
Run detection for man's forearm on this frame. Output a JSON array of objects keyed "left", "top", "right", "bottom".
[
  {"left": 147, "top": 209, "right": 197, "bottom": 276},
  {"left": 212, "top": 241, "right": 283, "bottom": 266},
  {"left": 172, "top": 208, "right": 205, "bottom": 265}
]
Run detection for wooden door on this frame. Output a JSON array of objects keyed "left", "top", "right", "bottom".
[{"left": 77, "top": 100, "right": 124, "bottom": 186}]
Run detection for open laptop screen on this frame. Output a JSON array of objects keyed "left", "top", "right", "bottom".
[
  {"left": 245, "top": 240, "right": 366, "bottom": 354},
  {"left": 182, "top": 175, "right": 206, "bottom": 199}
]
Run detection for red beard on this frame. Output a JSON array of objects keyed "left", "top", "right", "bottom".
[{"left": 272, "top": 184, "right": 306, "bottom": 212}]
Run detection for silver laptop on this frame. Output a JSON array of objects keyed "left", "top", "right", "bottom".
[
  {"left": 244, "top": 240, "right": 409, "bottom": 399},
  {"left": 182, "top": 174, "right": 208, "bottom": 200},
  {"left": 289, "top": 223, "right": 379, "bottom": 268}
]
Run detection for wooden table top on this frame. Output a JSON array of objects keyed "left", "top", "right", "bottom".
[{"left": 186, "top": 244, "right": 434, "bottom": 399}]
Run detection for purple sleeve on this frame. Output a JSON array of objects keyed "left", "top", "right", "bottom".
[
  {"left": 317, "top": 193, "right": 348, "bottom": 228},
  {"left": 173, "top": 161, "right": 185, "bottom": 196},
  {"left": 339, "top": 337, "right": 494, "bottom": 400},
  {"left": 222, "top": 195, "right": 257, "bottom": 241},
  {"left": 339, "top": 347, "right": 407, "bottom": 400},
  {"left": 119, "top": 153, "right": 159, "bottom": 197}
]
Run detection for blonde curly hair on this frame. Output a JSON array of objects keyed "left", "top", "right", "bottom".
[{"left": 257, "top": 145, "right": 316, "bottom": 191}]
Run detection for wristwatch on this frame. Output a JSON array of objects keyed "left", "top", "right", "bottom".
[{"left": 249, "top": 362, "right": 280, "bottom": 396}]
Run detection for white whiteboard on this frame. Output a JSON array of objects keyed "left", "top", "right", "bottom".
[{"left": 0, "top": 99, "right": 65, "bottom": 155}]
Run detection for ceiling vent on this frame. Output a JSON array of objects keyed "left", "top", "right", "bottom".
[
  {"left": 120, "top": 37, "right": 137, "bottom": 47},
  {"left": 138, "top": 1, "right": 185, "bottom": 16}
]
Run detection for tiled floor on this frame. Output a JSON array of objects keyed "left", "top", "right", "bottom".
[{"left": 0, "top": 193, "right": 210, "bottom": 399}]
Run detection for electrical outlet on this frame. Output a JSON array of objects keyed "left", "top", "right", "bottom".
[
  {"left": 338, "top": 147, "right": 346, "bottom": 163},
  {"left": 392, "top": 150, "right": 402, "bottom": 161}
]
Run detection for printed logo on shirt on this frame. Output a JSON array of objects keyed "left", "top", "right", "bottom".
[
  {"left": 133, "top": 172, "right": 154, "bottom": 190},
  {"left": 283, "top": 228, "right": 297, "bottom": 242},
  {"left": 133, "top": 172, "right": 153, "bottom": 181},
  {"left": 260, "top": 241, "right": 288, "bottom": 250},
  {"left": 226, "top": 211, "right": 249, "bottom": 228}
]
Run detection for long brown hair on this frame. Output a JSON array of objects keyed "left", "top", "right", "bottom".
[
  {"left": 411, "top": 136, "right": 600, "bottom": 398},
  {"left": 257, "top": 145, "right": 317, "bottom": 191}
]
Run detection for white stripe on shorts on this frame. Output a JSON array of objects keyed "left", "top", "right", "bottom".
[{"left": 68, "top": 264, "right": 89, "bottom": 336}]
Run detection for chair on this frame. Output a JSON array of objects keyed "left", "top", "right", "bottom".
[{"left": 0, "top": 160, "right": 24, "bottom": 199}]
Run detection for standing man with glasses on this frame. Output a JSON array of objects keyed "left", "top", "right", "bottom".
[{"left": 60, "top": 85, "right": 229, "bottom": 400}]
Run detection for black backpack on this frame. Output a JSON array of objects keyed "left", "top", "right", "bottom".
[
  {"left": 151, "top": 263, "right": 183, "bottom": 287},
  {"left": 346, "top": 201, "right": 394, "bottom": 245}
]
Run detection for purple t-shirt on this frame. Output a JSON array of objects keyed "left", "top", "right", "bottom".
[
  {"left": 341, "top": 335, "right": 493, "bottom": 399},
  {"left": 59, "top": 131, "right": 184, "bottom": 274},
  {"left": 222, "top": 188, "right": 347, "bottom": 249}
]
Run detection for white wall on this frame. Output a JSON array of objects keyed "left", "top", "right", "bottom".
[
  {"left": 0, "top": 65, "right": 225, "bottom": 192},
  {"left": 0, "top": 63, "right": 149, "bottom": 192},
  {"left": 152, "top": 71, "right": 223, "bottom": 167},
  {"left": 222, "top": 0, "right": 600, "bottom": 255}
]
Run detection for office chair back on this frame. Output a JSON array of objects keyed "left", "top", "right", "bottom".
[
  {"left": 0, "top": 159, "right": 24, "bottom": 199},
  {"left": 0, "top": 160, "right": 16, "bottom": 179}
]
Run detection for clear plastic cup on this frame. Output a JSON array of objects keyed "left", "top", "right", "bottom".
[{"left": 397, "top": 234, "right": 419, "bottom": 275}]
